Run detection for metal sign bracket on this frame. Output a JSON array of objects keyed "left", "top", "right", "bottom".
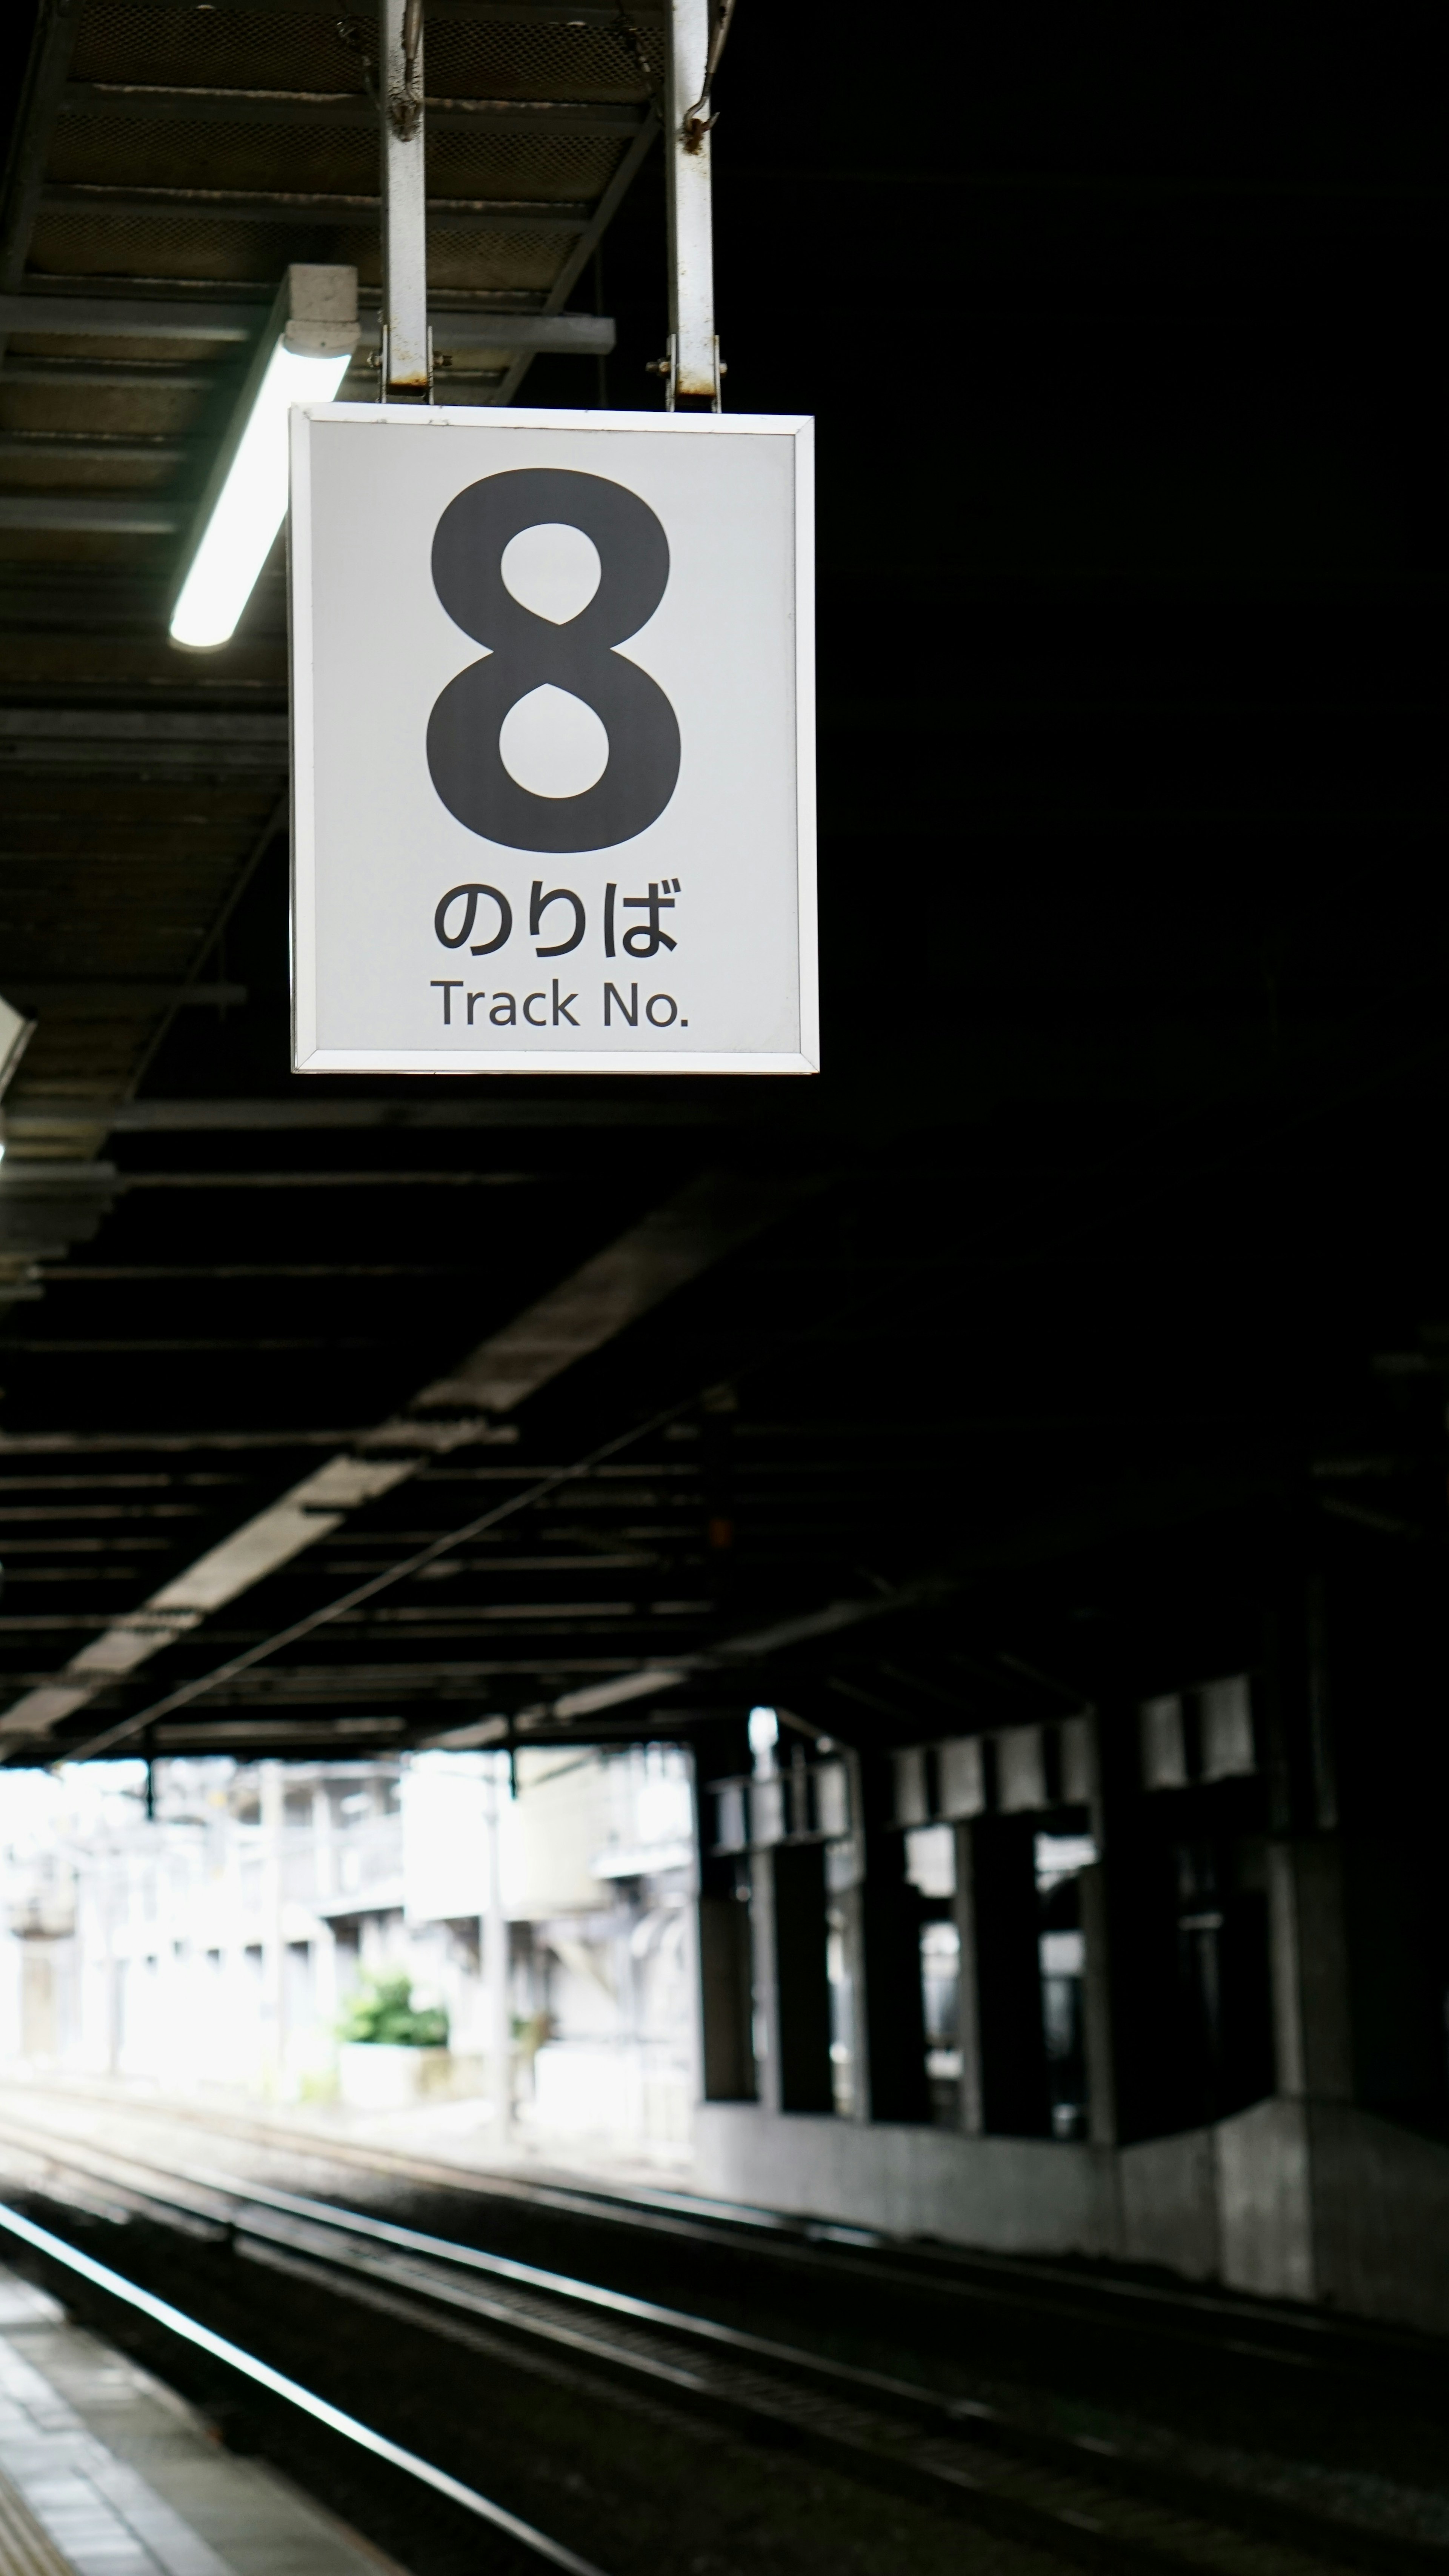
[
  {"left": 380, "top": 0, "right": 430, "bottom": 402},
  {"left": 659, "top": 329, "right": 724, "bottom": 413},
  {"left": 663, "top": 0, "right": 728, "bottom": 408}
]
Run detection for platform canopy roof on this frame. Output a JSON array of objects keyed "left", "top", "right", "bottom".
[{"left": 0, "top": 1, "right": 1441, "bottom": 1774}]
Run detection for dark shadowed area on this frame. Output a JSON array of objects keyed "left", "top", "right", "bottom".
[{"left": 0, "top": 9, "right": 1444, "bottom": 2574}]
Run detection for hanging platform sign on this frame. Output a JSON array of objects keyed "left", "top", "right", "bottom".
[{"left": 289, "top": 405, "right": 816, "bottom": 1075}]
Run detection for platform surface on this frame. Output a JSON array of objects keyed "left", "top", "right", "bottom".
[{"left": 0, "top": 2262, "right": 397, "bottom": 2576}]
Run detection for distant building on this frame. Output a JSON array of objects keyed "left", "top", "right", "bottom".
[{"left": 0, "top": 1744, "right": 697, "bottom": 2167}]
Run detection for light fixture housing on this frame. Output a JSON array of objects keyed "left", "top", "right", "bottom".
[
  {"left": 170, "top": 264, "right": 358, "bottom": 652},
  {"left": 0, "top": 989, "right": 37, "bottom": 1169},
  {"left": 0, "top": 990, "right": 35, "bottom": 1105}
]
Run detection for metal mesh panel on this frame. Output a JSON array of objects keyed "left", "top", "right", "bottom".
[
  {"left": 49, "top": 117, "right": 380, "bottom": 195},
  {"left": 428, "top": 128, "right": 623, "bottom": 198},
  {"left": 426, "top": 18, "right": 659, "bottom": 100},
  {"left": 0, "top": 383, "right": 216, "bottom": 440},
  {"left": 52, "top": 119, "right": 623, "bottom": 203},
  {"left": 20, "top": 6, "right": 657, "bottom": 605},
  {"left": 74, "top": 5, "right": 384, "bottom": 92},
  {"left": 29, "top": 210, "right": 307, "bottom": 281},
  {"left": 425, "top": 225, "right": 568, "bottom": 293},
  {"left": 72, "top": 4, "right": 660, "bottom": 102},
  {"left": 0, "top": 784, "right": 277, "bottom": 855}
]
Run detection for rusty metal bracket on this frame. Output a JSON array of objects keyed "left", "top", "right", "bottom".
[
  {"left": 681, "top": 0, "right": 737, "bottom": 149},
  {"left": 652, "top": 328, "right": 724, "bottom": 412}
]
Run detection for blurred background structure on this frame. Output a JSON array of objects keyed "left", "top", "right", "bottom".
[
  {"left": 0, "top": 0, "right": 1444, "bottom": 2356},
  {"left": 0, "top": 1746, "right": 698, "bottom": 2164}
]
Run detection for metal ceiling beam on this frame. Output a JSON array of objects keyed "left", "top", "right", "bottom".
[
  {"left": 2, "top": 984, "right": 245, "bottom": 1014},
  {"left": 112, "top": 1172, "right": 537, "bottom": 1192},
  {"left": 174, "top": 1656, "right": 665, "bottom": 1694},
  {"left": 34, "top": 1263, "right": 471, "bottom": 1280},
  {"left": 0, "top": 1170, "right": 817, "bottom": 1748},
  {"left": 0, "top": 1430, "right": 375, "bottom": 1454},
  {"left": 548, "top": 1579, "right": 955, "bottom": 1721},
  {"left": 0, "top": 496, "right": 185, "bottom": 531},
  {"left": 60, "top": 86, "right": 647, "bottom": 137},
  {"left": 0, "top": 707, "right": 289, "bottom": 768},
  {"left": 358, "top": 311, "right": 611, "bottom": 351},
  {"left": 3, "top": 1335, "right": 387, "bottom": 1353},
  {"left": 141, "top": 1, "right": 660, "bottom": 17},
  {"left": 153, "top": 1717, "right": 406, "bottom": 1747},
  {"left": 0, "top": 362, "right": 232, "bottom": 386},
  {"left": 40, "top": 185, "right": 592, "bottom": 230},
  {"left": 0, "top": 433, "right": 194, "bottom": 461},
  {"left": 0, "top": 296, "right": 610, "bottom": 352},
  {"left": 0, "top": 292, "right": 501, "bottom": 338},
  {"left": 415, "top": 1170, "right": 809, "bottom": 1415},
  {"left": 0, "top": 294, "right": 267, "bottom": 339},
  {"left": 6, "top": 1101, "right": 737, "bottom": 1135}
]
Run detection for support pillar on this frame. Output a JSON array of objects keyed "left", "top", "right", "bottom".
[
  {"left": 1268, "top": 1838, "right": 1353, "bottom": 2101},
  {"left": 692, "top": 1725, "right": 755, "bottom": 2102},
  {"left": 746, "top": 1838, "right": 782, "bottom": 2112},
  {"left": 697, "top": 1897, "right": 754, "bottom": 2094},
  {"left": 1079, "top": 1855, "right": 1118, "bottom": 2145},
  {"left": 963, "top": 1814, "right": 1049, "bottom": 2136},
  {"left": 1259, "top": 1568, "right": 1352, "bottom": 2105},
  {"left": 855, "top": 1842, "right": 929, "bottom": 2123},
  {"left": 1083, "top": 1701, "right": 1181, "bottom": 2142},
  {"left": 259, "top": 1760, "right": 285, "bottom": 2091},
  {"left": 951, "top": 1820, "right": 986, "bottom": 2133},
  {"left": 485, "top": 1752, "right": 512, "bottom": 2137},
  {"left": 851, "top": 1760, "right": 929, "bottom": 2126},
  {"left": 769, "top": 1840, "right": 833, "bottom": 2113}
]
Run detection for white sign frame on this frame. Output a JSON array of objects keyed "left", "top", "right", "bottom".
[{"left": 289, "top": 403, "right": 817, "bottom": 1076}]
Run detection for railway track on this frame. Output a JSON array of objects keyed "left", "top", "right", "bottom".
[
  {"left": 0, "top": 2104, "right": 1444, "bottom": 2576},
  {"left": 2, "top": 2076, "right": 1432, "bottom": 2383},
  {"left": 0, "top": 2197, "right": 606, "bottom": 2576}
]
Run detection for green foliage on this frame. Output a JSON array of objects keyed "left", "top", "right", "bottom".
[{"left": 338, "top": 1972, "right": 448, "bottom": 2048}]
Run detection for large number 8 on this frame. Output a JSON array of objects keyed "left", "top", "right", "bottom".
[{"left": 426, "top": 468, "right": 681, "bottom": 855}]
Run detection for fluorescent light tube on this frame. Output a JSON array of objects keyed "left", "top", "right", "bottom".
[
  {"left": 170, "top": 264, "right": 357, "bottom": 653},
  {"left": 171, "top": 342, "right": 349, "bottom": 648}
]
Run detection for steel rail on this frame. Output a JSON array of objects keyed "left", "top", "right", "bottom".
[
  {"left": 0, "top": 2156, "right": 1217, "bottom": 2576},
  {"left": 6, "top": 2124, "right": 937, "bottom": 2407},
  {"left": 0, "top": 2078, "right": 1429, "bottom": 2366},
  {"left": 2, "top": 2116, "right": 1442, "bottom": 2576},
  {"left": 0, "top": 2197, "right": 610, "bottom": 2576}
]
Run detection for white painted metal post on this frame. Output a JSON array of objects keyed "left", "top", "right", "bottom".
[
  {"left": 665, "top": 0, "right": 718, "bottom": 404},
  {"left": 381, "top": 0, "right": 429, "bottom": 398},
  {"left": 260, "top": 1758, "right": 285, "bottom": 2091},
  {"left": 486, "top": 1754, "right": 512, "bottom": 2137}
]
